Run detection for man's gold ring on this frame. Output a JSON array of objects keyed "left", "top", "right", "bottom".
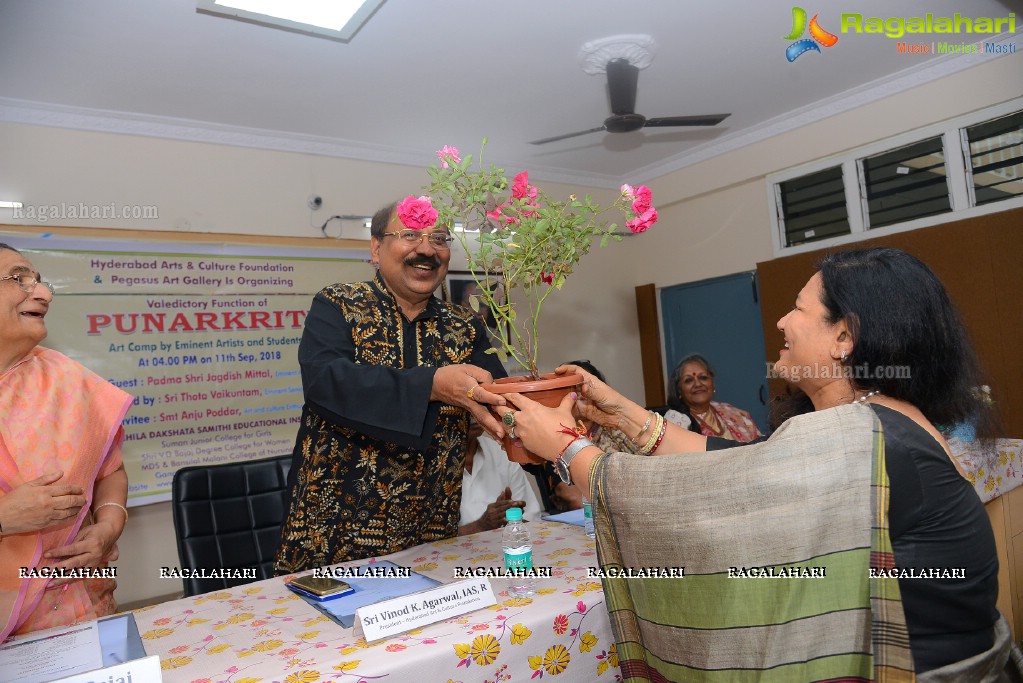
[
  {"left": 502, "top": 411, "right": 517, "bottom": 428},
  {"left": 467, "top": 386, "right": 477, "bottom": 400}
]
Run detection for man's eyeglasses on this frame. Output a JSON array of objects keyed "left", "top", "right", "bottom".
[
  {"left": 382, "top": 230, "right": 454, "bottom": 249},
  {"left": 1, "top": 273, "right": 55, "bottom": 295}
]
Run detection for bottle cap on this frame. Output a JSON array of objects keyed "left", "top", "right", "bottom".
[{"left": 505, "top": 507, "right": 523, "bottom": 522}]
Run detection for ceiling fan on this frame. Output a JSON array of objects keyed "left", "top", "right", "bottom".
[{"left": 529, "top": 58, "right": 730, "bottom": 145}]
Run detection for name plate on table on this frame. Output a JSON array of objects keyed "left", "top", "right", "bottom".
[
  {"left": 50, "top": 656, "right": 163, "bottom": 683},
  {"left": 355, "top": 578, "right": 496, "bottom": 642}
]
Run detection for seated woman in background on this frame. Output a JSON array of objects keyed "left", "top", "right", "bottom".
[
  {"left": 664, "top": 353, "right": 762, "bottom": 441},
  {"left": 0, "top": 243, "right": 133, "bottom": 640},
  {"left": 503, "top": 247, "right": 1019, "bottom": 680}
]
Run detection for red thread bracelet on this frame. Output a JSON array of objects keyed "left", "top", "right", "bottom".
[
  {"left": 557, "top": 423, "right": 581, "bottom": 438},
  {"left": 557, "top": 422, "right": 589, "bottom": 457},
  {"left": 558, "top": 436, "right": 581, "bottom": 458}
]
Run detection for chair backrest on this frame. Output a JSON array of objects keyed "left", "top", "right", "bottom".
[{"left": 171, "top": 454, "right": 292, "bottom": 597}]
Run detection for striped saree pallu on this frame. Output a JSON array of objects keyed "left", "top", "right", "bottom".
[{"left": 590, "top": 404, "right": 914, "bottom": 682}]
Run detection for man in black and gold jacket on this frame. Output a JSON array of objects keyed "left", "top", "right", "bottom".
[{"left": 275, "top": 198, "right": 507, "bottom": 572}]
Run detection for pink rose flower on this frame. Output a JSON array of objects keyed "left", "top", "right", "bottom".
[
  {"left": 620, "top": 184, "right": 635, "bottom": 199},
  {"left": 437, "top": 145, "right": 461, "bottom": 169},
  {"left": 540, "top": 272, "right": 555, "bottom": 285},
  {"left": 511, "top": 172, "right": 538, "bottom": 201},
  {"left": 397, "top": 195, "right": 438, "bottom": 230},
  {"left": 509, "top": 172, "right": 540, "bottom": 220},
  {"left": 631, "top": 186, "right": 653, "bottom": 215},
  {"left": 626, "top": 207, "right": 658, "bottom": 234}
]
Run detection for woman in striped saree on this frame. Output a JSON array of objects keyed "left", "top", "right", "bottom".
[{"left": 504, "top": 247, "right": 1020, "bottom": 682}]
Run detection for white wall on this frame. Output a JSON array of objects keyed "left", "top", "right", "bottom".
[
  {"left": 3, "top": 50, "right": 1020, "bottom": 605},
  {"left": 0, "top": 123, "right": 426, "bottom": 239}
]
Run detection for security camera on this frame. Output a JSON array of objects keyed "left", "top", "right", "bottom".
[{"left": 307, "top": 195, "right": 323, "bottom": 210}]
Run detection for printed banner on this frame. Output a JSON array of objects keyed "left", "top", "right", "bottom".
[{"left": 5, "top": 232, "right": 373, "bottom": 505}]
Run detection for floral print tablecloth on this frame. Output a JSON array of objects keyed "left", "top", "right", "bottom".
[
  {"left": 135, "top": 521, "right": 620, "bottom": 683},
  {"left": 951, "top": 437, "right": 1023, "bottom": 504}
]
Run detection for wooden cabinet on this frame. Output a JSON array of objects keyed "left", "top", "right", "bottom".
[{"left": 986, "top": 484, "right": 1023, "bottom": 643}]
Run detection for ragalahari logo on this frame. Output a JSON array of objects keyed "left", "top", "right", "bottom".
[{"left": 784, "top": 7, "right": 839, "bottom": 61}]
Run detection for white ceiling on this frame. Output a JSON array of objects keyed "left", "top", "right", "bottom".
[{"left": 0, "top": 0, "right": 1019, "bottom": 188}]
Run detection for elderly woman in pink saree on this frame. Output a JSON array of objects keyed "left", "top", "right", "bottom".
[{"left": 0, "top": 243, "right": 133, "bottom": 640}]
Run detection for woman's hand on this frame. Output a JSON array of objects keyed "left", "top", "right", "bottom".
[
  {"left": 499, "top": 391, "right": 580, "bottom": 462},
  {"left": 43, "top": 521, "right": 122, "bottom": 586},
  {"left": 41, "top": 466, "right": 128, "bottom": 587},
  {"left": 555, "top": 365, "right": 643, "bottom": 439},
  {"left": 0, "top": 471, "right": 86, "bottom": 535}
]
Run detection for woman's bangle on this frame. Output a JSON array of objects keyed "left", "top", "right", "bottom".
[
  {"left": 93, "top": 502, "right": 129, "bottom": 522},
  {"left": 631, "top": 412, "right": 654, "bottom": 445},
  {"left": 648, "top": 417, "right": 668, "bottom": 454},
  {"left": 639, "top": 413, "right": 665, "bottom": 455}
]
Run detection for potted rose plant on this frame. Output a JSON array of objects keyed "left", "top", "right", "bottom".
[{"left": 415, "top": 141, "right": 658, "bottom": 460}]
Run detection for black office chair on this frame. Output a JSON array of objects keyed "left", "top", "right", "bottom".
[{"left": 171, "top": 454, "right": 292, "bottom": 597}]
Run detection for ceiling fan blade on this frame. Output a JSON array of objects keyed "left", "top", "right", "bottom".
[
  {"left": 644, "top": 114, "right": 731, "bottom": 128},
  {"left": 529, "top": 126, "right": 606, "bottom": 145},
  {"left": 606, "top": 58, "right": 639, "bottom": 116}
]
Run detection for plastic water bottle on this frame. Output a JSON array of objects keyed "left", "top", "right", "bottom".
[
  {"left": 503, "top": 507, "right": 536, "bottom": 597},
  {"left": 582, "top": 497, "right": 595, "bottom": 539}
]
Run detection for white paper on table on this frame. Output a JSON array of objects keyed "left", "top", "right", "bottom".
[
  {"left": 542, "top": 508, "right": 586, "bottom": 526},
  {"left": 0, "top": 620, "right": 103, "bottom": 683}
]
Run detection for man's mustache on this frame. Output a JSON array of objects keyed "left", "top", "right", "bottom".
[{"left": 405, "top": 255, "right": 441, "bottom": 269}]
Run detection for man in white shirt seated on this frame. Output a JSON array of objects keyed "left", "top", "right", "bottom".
[{"left": 458, "top": 420, "right": 542, "bottom": 535}]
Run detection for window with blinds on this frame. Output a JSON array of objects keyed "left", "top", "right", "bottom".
[
  {"left": 964, "top": 110, "right": 1023, "bottom": 207},
  {"left": 776, "top": 165, "right": 849, "bottom": 247},
  {"left": 859, "top": 136, "right": 952, "bottom": 230},
  {"left": 769, "top": 101, "right": 1023, "bottom": 255}
]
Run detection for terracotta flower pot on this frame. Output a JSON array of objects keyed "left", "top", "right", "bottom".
[{"left": 481, "top": 372, "right": 584, "bottom": 464}]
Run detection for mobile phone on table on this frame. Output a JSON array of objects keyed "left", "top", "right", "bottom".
[{"left": 286, "top": 576, "right": 355, "bottom": 601}]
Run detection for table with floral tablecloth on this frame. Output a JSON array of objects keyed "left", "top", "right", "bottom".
[
  {"left": 951, "top": 437, "right": 1023, "bottom": 503},
  {"left": 134, "top": 521, "right": 620, "bottom": 683}
]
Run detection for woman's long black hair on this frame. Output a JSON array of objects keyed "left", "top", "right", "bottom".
[{"left": 815, "top": 247, "right": 998, "bottom": 438}]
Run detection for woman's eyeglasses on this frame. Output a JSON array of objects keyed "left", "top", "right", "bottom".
[{"left": 1, "top": 273, "right": 55, "bottom": 295}]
